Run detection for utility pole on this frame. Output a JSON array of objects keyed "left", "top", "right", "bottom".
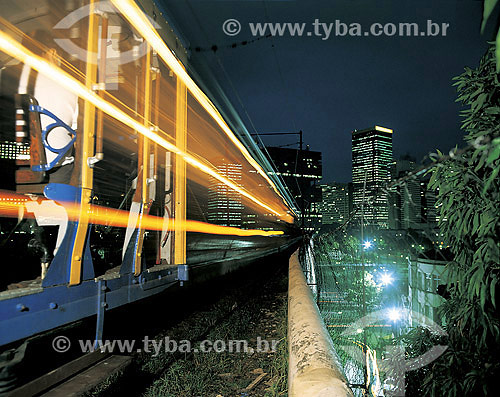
[
  {"left": 251, "top": 130, "right": 306, "bottom": 227},
  {"left": 360, "top": 169, "right": 368, "bottom": 394},
  {"left": 299, "top": 130, "right": 305, "bottom": 228}
]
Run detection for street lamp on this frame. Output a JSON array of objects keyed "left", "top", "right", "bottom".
[
  {"left": 363, "top": 240, "right": 373, "bottom": 250},
  {"left": 380, "top": 272, "right": 394, "bottom": 286},
  {"left": 387, "top": 307, "right": 402, "bottom": 322}
]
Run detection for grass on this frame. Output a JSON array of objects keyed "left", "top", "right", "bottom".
[
  {"left": 143, "top": 267, "right": 290, "bottom": 396},
  {"left": 264, "top": 299, "right": 288, "bottom": 397},
  {"left": 85, "top": 259, "right": 291, "bottom": 396}
]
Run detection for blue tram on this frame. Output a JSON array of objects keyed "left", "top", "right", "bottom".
[{"left": 0, "top": 0, "right": 299, "bottom": 389}]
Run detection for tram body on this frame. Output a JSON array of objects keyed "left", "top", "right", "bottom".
[{"left": 0, "top": 0, "right": 299, "bottom": 383}]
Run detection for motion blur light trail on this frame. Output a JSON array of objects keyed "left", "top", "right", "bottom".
[
  {"left": 109, "top": 0, "right": 286, "bottom": 202},
  {"left": 0, "top": 192, "right": 284, "bottom": 237},
  {"left": 351, "top": 340, "right": 381, "bottom": 396},
  {"left": 0, "top": 26, "right": 292, "bottom": 222}
]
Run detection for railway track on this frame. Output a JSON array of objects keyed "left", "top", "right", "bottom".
[
  {"left": 4, "top": 249, "right": 293, "bottom": 396},
  {"left": 6, "top": 349, "right": 131, "bottom": 397}
]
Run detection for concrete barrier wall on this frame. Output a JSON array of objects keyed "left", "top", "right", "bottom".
[{"left": 288, "top": 249, "right": 353, "bottom": 397}]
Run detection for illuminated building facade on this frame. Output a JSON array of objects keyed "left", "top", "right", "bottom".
[
  {"left": 319, "top": 182, "right": 353, "bottom": 226},
  {"left": 265, "top": 146, "right": 322, "bottom": 231},
  {"left": 408, "top": 249, "right": 452, "bottom": 327},
  {"left": 420, "top": 180, "right": 439, "bottom": 226},
  {"left": 388, "top": 156, "right": 440, "bottom": 231},
  {"left": 207, "top": 161, "right": 244, "bottom": 227},
  {"left": 352, "top": 126, "right": 393, "bottom": 228},
  {"left": 389, "top": 156, "right": 421, "bottom": 229}
]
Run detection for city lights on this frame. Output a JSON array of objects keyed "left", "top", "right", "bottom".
[
  {"left": 0, "top": 192, "right": 284, "bottom": 237},
  {"left": 363, "top": 240, "right": 373, "bottom": 249}
]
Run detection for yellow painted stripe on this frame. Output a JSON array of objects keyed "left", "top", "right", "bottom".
[{"left": 69, "top": 1, "right": 99, "bottom": 285}]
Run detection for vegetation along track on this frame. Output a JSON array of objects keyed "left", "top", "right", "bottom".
[{"left": 72, "top": 253, "right": 290, "bottom": 397}]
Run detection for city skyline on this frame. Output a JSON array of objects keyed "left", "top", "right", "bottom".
[{"left": 163, "top": 0, "right": 494, "bottom": 183}]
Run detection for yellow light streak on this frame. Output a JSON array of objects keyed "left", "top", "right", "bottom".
[
  {"left": 375, "top": 125, "right": 393, "bottom": 134},
  {"left": 0, "top": 192, "right": 284, "bottom": 237},
  {"left": 349, "top": 340, "right": 381, "bottom": 397},
  {"left": 0, "top": 30, "right": 292, "bottom": 221},
  {"left": 174, "top": 78, "right": 187, "bottom": 265},
  {"left": 109, "top": 0, "right": 293, "bottom": 211}
]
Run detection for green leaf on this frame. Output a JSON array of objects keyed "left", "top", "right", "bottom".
[
  {"left": 472, "top": 213, "right": 480, "bottom": 233},
  {"left": 497, "top": 28, "right": 500, "bottom": 73},
  {"left": 474, "top": 93, "right": 488, "bottom": 112},
  {"left": 491, "top": 277, "right": 497, "bottom": 309},
  {"left": 482, "top": 0, "right": 500, "bottom": 33},
  {"left": 480, "top": 282, "right": 487, "bottom": 310},
  {"left": 485, "top": 106, "right": 500, "bottom": 114},
  {"left": 475, "top": 153, "right": 487, "bottom": 171},
  {"left": 486, "top": 143, "right": 500, "bottom": 165},
  {"left": 483, "top": 166, "right": 499, "bottom": 193}
]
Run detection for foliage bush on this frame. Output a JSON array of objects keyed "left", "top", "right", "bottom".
[{"left": 414, "top": 44, "right": 500, "bottom": 396}]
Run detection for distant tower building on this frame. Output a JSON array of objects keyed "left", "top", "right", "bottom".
[
  {"left": 265, "top": 146, "right": 322, "bottom": 232},
  {"left": 352, "top": 126, "right": 393, "bottom": 228},
  {"left": 207, "top": 161, "right": 244, "bottom": 227},
  {"left": 420, "top": 178, "right": 439, "bottom": 227},
  {"left": 388, "top": 156, "right": 441, "bottom": 230},
  {"left": 319, "top": 183, "right": 353, "bottom": 225},
  {"left": 389, "top": 156, "right": 421, "bottom": 229}
]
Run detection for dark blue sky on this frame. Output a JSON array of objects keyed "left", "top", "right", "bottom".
[{"left": 161, "top": 0, "right": 494, "bottom": 183}]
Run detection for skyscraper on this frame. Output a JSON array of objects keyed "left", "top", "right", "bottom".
[
  {"left": 352, "top": 126, "right": 393, "bottom": 228},
  {"left": 265, "top": 146, "right": 322, "bottom": 231},
  {"left": 389, "top": 156, "right": 421, "bottom": 229},
  {"left": 388, "top": 155, "right": 441, "bottom": 231},
  {"left": 318, "top": 182, "right": 353, "bottom": 226},
  {"left": 207, "top": 161, "right": 244, "bottom": 227}
]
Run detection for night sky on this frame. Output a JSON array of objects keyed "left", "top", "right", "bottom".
[{"left": 160, "top": 0, "right": 495, "bottom": 183}]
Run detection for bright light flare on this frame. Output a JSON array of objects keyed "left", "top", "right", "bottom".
[
  {"left": 387, "top": 307, "right": 402, "bottom": 322},
  {"left": 375, "top": 125, "right": 393, "bottom": 134},
  {"left": 0, "top": 192, "right": 284, "bottom": 237},
  {"left": 363, "top": 240, "right": 373, "bottom": 249},
  {"left": 380, "top": 272, "right": 394, "bottom": 286}
]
